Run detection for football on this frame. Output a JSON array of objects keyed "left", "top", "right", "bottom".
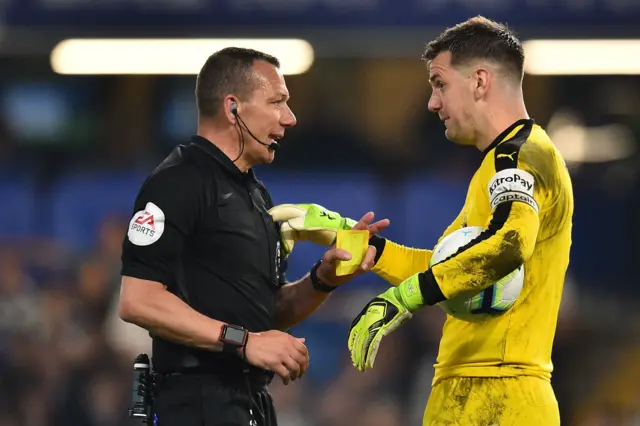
[{"left": 430, "top": 226, "right": 524, "bottom": 322}]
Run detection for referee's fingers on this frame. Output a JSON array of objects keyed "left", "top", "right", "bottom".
[
  {"left": 282, "top": 356, "right": 301, "bottom": 382},
  {"left": 274, "top": 364, "right": 291, "bottom": 385},
  {"left": 292, "top": 337, "right": 308, "bottom": 354},
  {"left": 352, "top": 212, "right": 374, "bottom": 231},
  {"left": 359, "top": 245, "right": 377, "bottom": 272},
  {"left": 322, "top": 248, "right": 352, "bottom": 263},
  {"left": 291, "top": 337, "right": 309, "bottom": 377},
  {"left": 367, "top": 218, "right": 390, "bottom": 235},
  {"left": 288, "top": 347, "right": 308, "bottom": 376},
  {"left": 302, "top": 344, "right": 310, "bottom": 377},
  {"left": 294, "top": 338, "right": 309, "bottom": 359}
]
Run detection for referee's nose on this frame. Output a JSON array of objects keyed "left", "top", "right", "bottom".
[
  {"left": 281, "top": 104, "right": 297, "bottom": 128},
  {"left": 428, "top": 92, "right": 442, "bottom": 113}
]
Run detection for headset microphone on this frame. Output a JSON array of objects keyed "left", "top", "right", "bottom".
[{"left": 230, "top": 102, "right": 280, "bottom": 151}]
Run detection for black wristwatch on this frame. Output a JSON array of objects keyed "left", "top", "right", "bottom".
[
  {"left": 219, "top": 324, "right": 248, "bottom": 357},
  {"left": 310, "top": 260, "right": 338, "bottom": 293}
]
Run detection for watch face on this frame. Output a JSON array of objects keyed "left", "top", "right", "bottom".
[{"left": 224, "top": 327, "right": 246, "bottom": 345}]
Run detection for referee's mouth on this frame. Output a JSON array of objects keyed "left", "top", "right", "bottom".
[{"left": 269, "top": 134, "right": 284, "bottom": 147}]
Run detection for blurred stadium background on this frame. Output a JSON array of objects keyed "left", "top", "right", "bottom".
[{"left": 0, "top": 1, "right": 639, "bottom": 425}]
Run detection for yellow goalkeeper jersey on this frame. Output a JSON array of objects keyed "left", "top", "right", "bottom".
[{"left": 372, "top": 118, "right": 573, "bottom": 384}]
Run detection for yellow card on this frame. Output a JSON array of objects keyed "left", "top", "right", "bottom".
[{"left": 335, "top": 230, "right": 369, "bottom": 276}]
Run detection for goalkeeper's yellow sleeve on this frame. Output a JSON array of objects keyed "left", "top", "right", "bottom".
[
  {"left": 370, "top": 240, "right": 432, "bottom": 286},
  {"left": 370, "top": 210, "right": 467, "bottom": 286},
  {"left": 429, "top": 201, "right": 539, "bottom": 301}
]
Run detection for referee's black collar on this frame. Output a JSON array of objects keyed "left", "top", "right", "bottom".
[
  {"left": 190, "top": 135, "right": 258, "bottom": 183},
  {"left": 482, "top": 118, "right": 535, "bottom": 157}
]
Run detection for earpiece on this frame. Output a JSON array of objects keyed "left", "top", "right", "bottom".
[{"left": 230, "top": 99, "right": 280, "bottom": 153}]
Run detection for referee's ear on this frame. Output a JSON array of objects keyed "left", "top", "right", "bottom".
[{"left": 223, "top": 96, "right": 238, "bottom": 124}]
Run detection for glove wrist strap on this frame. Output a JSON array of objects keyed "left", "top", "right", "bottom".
[{"left": 398, "top": 273, "right": 426, "bottom": 312}]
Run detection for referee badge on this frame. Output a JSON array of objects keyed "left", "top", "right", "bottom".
[{"left": 127, "top": 202, "right": 165, "bottom": 246}]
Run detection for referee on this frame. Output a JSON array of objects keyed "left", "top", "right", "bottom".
[{"left": 118, "top": 48, "right": 384, "bottom": 426}]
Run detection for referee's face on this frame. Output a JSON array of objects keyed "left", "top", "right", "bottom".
[
  {"left": 427, "top": 51, "right": 476, "bottom": 146},
  {"left": 241, "top": 61, "right": 297, "bottom": 165}
]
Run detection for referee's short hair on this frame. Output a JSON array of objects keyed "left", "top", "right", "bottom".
[
  {"left": 196, "top": 47, "right": 281, "bottom": 118},
  {"left": 422, "top": 16, "right": 525, "bottom": 84}
]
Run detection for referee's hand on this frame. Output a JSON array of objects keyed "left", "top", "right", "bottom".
[
  {"left": 316, "top": 211, "right": 390, "bottom": 287},
  {"left": 245, "top": 330, "right": 309, "bottom": 385}
]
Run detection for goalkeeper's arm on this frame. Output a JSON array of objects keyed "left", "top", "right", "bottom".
[
  {"left": 347, "top": 200, "right": 539, "bottom": 371},
  {"left": 349, "top": 148, "right": 548, "bottom": 372},
  {"left": 374, "top": 154, "right": 546, "bottom": 303},
  {"left": 420, "top": 200, "right": 539, "bottom": 304},
  {"left": 369, "top": 210, "right": 467, "bottom": 285}
]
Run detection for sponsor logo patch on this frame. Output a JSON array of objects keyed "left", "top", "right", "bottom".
[
  {"left": 487, "top": 168, "right": 539, "bottom": 213},
  {"left": 127, "top": 202, "right": 165, "bottom": 246}
]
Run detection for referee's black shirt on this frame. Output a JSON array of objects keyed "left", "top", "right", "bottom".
[{"left": 121, "top": 136, "right": 286, "bottom": 376}]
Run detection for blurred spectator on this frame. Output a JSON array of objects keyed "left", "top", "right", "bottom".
[{"left": 0, "top": 250, "right": 41, "bottom": 339}]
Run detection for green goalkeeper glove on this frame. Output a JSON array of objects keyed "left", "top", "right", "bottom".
[
  {"left": 348, "top": 273, "right": 425, "bottom": 372},
  {"left": 268, "top": 203, "right": 357, "bottom": 255}
]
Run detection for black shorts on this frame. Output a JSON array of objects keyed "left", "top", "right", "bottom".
[{"left": 153, "top": 372, "right": 277, "bottom": 426}]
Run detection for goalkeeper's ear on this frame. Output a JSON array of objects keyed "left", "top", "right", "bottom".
[{"left": 268, "top": 204, "right": 307, "bottom": 222}]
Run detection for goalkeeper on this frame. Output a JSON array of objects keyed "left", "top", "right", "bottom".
[{"left": 270, "top": 17, "right": 573, "bottom": 426}]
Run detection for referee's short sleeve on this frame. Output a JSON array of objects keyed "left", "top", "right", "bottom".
[{"left": 121, "top": 165, "right": 205, "bottom": 289}]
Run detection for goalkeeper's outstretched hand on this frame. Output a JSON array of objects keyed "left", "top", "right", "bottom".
[
  {"left": 268, "top": 203, "right": 388, "bottom": 254},
  {"left": 348, "top": 273, "right": 425, "bottom": 372}
]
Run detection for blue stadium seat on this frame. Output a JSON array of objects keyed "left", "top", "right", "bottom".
[
  {"left": 49, "top": 171, "right": 147, "bottom": 250},
  {"left": 289, "top": 320, "right": 350, "bottom": 385},
  {"left": 260, "top": 171, "right": 379, "bottom": 219},
  {"left": 396, "top": 174, "right": 469, "bottom": 249},
  {"left": 0, "top": 177, "right": 37, "bottom": 238}
]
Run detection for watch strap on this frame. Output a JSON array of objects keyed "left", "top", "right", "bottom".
[
  {"left": 310, "top": 260, "right": 338, "bottom": 293},
  {"left": 219, "top": 324, "right": 248, "bottom": 357}
]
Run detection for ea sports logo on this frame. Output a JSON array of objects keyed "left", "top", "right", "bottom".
[
  {"left": 127, "top": 202, "right": 165, "bottom": 246},
  {"left": 134, "top": 212, "right": 155, "bottom": 229}
]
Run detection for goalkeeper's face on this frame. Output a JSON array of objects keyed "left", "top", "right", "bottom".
[{"left": 427, "top": 51, "right": 477, "bottom": 146}]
